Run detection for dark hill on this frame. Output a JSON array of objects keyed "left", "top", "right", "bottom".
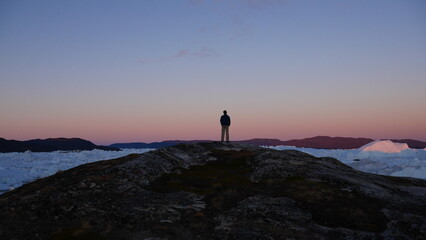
[
  {"left": 238, "top": 138, "right": 284, "bottom": 146},
  {"left": 0, "top": 138, "right": 119, "bottom": 153},
  {"left": 0, "top": 142, "right": 425, "bottom": 239},
  {"left": 281, "top": 136, "right": 375, "bottom": 149},
  {"left": 0, "top": 138, "right": 34, "bottom": 152},
  {"left": 110, "top": 140, "right": 210, "bottom": 149},
  {"left": 391, "top": 139, "right": 426, "bottom": 149},
  {"left": 111, "top": 136, "right": 376, "bottom": 149}
]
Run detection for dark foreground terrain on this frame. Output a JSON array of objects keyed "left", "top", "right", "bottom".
[{"left": 0, "top": 142, "right": 425, "bottom": 239}]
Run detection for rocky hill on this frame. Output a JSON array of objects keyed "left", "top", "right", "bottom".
[
  {"left": 0, "top": 142, "right": 425, "bottom": 239},
  {"left": 0, "top": 138, "right": 119, "bottom": 153}
]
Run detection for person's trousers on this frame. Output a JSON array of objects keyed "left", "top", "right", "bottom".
[{"left": 221, "top": 126, "right": 229, "bottom": 142}]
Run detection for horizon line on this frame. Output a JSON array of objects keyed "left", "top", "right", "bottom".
[{"left": 3, "top": 135, "right": 426, "bottom": 146}]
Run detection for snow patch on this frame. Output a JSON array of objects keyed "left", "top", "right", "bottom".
[{"left": 359, "top": 140, "right": 409, "bottom": 153}]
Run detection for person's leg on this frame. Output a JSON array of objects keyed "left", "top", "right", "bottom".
[
  {"left": 221, "top": 126, "right": 225, "bottom": 142},
  {"left": 225, "top": 126, "right": 229, "bottom": 142}
]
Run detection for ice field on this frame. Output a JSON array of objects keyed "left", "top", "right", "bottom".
[
  {"left": 0, "top": 148, "right": 153, "bottom": 193},
  {"left": 1, "top": 140, "right": 425, "bottom": 194},
  {"left": 269, "top": 140, "right": 426, "bottom": 180}
]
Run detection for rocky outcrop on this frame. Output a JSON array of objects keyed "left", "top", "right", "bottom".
[{"left": 0, "top": 142, "right": 425, "bottom": 239}]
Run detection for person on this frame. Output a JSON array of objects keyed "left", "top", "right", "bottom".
[{"left": 220, "top": 110, "right": 231, "bottom": 142}]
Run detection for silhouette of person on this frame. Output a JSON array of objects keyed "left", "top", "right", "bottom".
[{"left": 220, "top": 110, "right": 231, "bottom": 142}]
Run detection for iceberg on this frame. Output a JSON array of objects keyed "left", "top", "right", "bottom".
[
  {"left": 359, "top": 140, "right": 409, "bottom": 153},
  {"left": 270, "top": 144, "right": 426, "bottom": 180}
]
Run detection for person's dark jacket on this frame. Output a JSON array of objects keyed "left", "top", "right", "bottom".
[{"left": 220, "top": 114, "right": 231, "bottom": 126}]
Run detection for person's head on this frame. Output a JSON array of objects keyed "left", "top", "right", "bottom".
[{"left": 223, "top": 110, "right": 227, "bottom": 115}]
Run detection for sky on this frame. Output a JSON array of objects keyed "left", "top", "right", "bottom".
[{"left": 1, "top": 0, "right": 425, "bottom": 145}]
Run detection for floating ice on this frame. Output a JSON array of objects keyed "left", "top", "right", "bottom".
[
  {"left": 269, "top": 145, "right": 426, "bottom": 180},
  {"left": 0, "top": 149, "right": 153, "bottom": 193},
  {"left": 1, "top": 143, "right": 426, "bottom": 195}
]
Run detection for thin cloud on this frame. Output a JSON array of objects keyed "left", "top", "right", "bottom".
[
  {"left": 193, "top": 0, "right": 287, "bottom": 40},
  {"left": 173, "top": 49, "right": 190, "bottom": 58},
  {"left": 193, "top": 47, "right": 221, "bottom": 58},
  {"left": 138, "top": 48, "right": 220, "bottom": 64},
  {"left": 241, "top": 0, "right": 287, "bottom": 9},
  {"left": 231, "top": 16, "right": 252, "bottom": 36},
  {"left": 198, "top": 25, "right": 221, "bottom": 33},
  {"left": 190, "top": 0, "right": 287, "bottom": 8},
  {"left": 189, "top": 0, "right": 205, "bottom": 5},
  {"left": 138, "top": 49, "right": 190, "bottom": 64}
]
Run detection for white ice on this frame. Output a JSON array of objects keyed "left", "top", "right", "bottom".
[
  {"left": 0, "top": 149, "right": 153, "bottom": 193},
  {"left": 359, "top": 140, "right": 409, "bottom": 153},
  {"left": 269, "top": 140, "right": 426, "bottom": 180},
  {"left": 1, "top": 140, "right": 425, "bottom": 195}
]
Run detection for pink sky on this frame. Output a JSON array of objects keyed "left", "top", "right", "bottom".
[{"left": 1, "top": 103, "right": 425, "bottom": 145}]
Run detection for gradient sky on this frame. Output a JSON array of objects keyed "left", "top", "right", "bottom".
[{"left": 1, "top": 0, "right": 425, "bottom": 145}]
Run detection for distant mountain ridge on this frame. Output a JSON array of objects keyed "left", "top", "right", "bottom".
[
  {"left": 111, "top": 136, "right": 426, "bottom": 149},
  {"left": 0, "top": 138, "right": 119, "bottom": 153},
  {"left": 280, "top": 136, "right": 375, "bottom": 149},
  {"left": 391, "top": 139, "right": 426, "bottom": 149},
  {"left": 110, "top": 140, "right": 211, "bottom": 149},
  {"left": 2, "top": 136, "right": 424, "bottom": 152}
]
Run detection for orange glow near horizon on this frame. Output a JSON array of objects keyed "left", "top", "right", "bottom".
[{"left": 1, "top": 107, "right": 425, "bottom": 145}]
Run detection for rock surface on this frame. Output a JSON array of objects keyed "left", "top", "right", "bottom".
[{"left": 0, "top": 142, "right": 425, "bottom": 239}]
